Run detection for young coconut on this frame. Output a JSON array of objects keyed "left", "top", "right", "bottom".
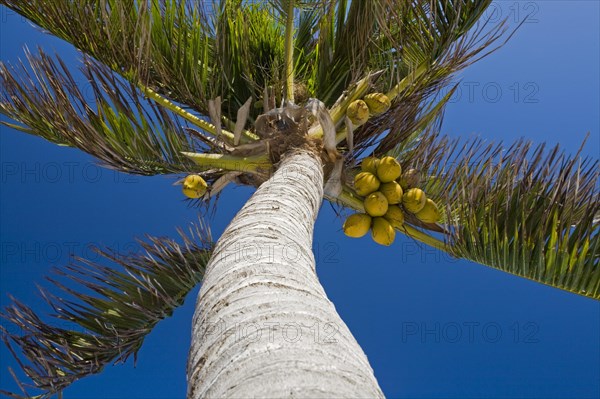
[
  {"left": 415, "top": 199, "right": 441, "bottom": 223},
  {"left": 376, "top": 156, "right": 402, "bottom": 183},
  {"left": 379, "top": 181, "right": 403, "bottom": 204},
  {"left": 182, "top": 174, "right": 208, "bottom": 199},
  {"left": 384, "top": 205, "right": 405, "bottom": 229},
  {"left": 354, "top": 172, "right": 381, "bottom": 196},
  {"left": 364, "top": 191, "right": 389, "bottom": 217},
  {"left": 371, "top": 217, "right": 396, "bottom": 246},
  {"left": 346, "top": 99, "right": 369, "bottom": 126},
  {"left": 343, "top": 213, "right": 372, "bottom": 238},
  {"left": 361, "top": 156, "right": 380, "bottom": 174},
  {"left": 402, "top": 188, "right": 427, "bottom": 213},
  {"left": 363, "top": 92, "right": 391, "bottom": 115},
  {"left": 398, "top": 168, "right": 421, "bottom": 190}
]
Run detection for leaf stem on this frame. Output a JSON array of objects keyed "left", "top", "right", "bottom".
[
  {"left": 284, "top": 0, "right": 296, "bottom": 103},
  {"left": 141, "top": 86, "right": 258, "bottom": 143},
  {"left": 182, "top": 152, "right": 272, "bottom": 174},
  {"left": 386, "top": 62, "right": 428, "bottom": 100}
]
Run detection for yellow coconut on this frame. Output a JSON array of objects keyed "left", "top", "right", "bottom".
[
  {"left": 384, "top": 205, "right": 405, "bottom": 229},
  {"left": 361, "top": 156, "right": 380, "bottom": 174},
  {"left": 343, "top": 213, "right": 372, "bottom": 238},
  {"left": 376, "top": 156, "right": 402, "bottom": 183},
  {"left": 346, "top": 99, "right": 370, "bottom": 126},
  {"left": 182, "top": 174, "right": 208, "bottom": 198},
  {"left": 354, "top": 172, "right": 380, "bottom": 196},
  {"left": 379, "top": 181, "right": 403, "bottom": 204},
  {"left": 371, "top": 217, "right": 396, "bottom": 246},
  {"left": 415, "top": 198, "right": 441, "bottom": 223},
  {"left": 364, "top": 191, "right": 389, "bottom": 217},
  {"left": 363, "top": 92, "right": 391, "bottom": 115},
  {"left": 402, "top": 188, "right": 427, "bottom": 213},
  {"left": 398, "top": 168, "right": 421, "bottom": 190}
]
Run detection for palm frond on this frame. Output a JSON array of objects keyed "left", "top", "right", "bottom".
[
  {"left": 0, "top": 221, "right": 213, "bottom": 399},
  {"left": 0, "top": 0, "right": 217, "bottom": 115},
  {"left": 313, "top": 0, "right": 383, "bottom": 104},
  {"left": 400, "top": 133, "right": 599, "bottom": 299},
  {"left": 0, "top": 49, "right": 202, "bottom": 175},
  {"left": 361, "top": 5, "right": 509, "bottom": 155},
  {"left": 212, "top": 0, "right": 286, "bottom": 115},
  {"left": 305, "top": 0, "right": 510, "bottom": 156}
]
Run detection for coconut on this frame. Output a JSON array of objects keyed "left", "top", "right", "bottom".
[
  {"left": 354, "top": 172, "right": 380, "bottom": 196},
  {"left": 398, "top": 168, "right": 420, "bottom": 190},
  {"left": 379, "top": 181, "right": 403, "bottom": 204},
  {"left": 364, "top": 191, "right": 389, "bottom": 217},
  {"left": 361, "top": 156, "right": 380, "bottom": 174},
  {"left": 343, "top": 213, "right": 372, "bottom": 238},
  {"left": 182, "top": 174, "right": 208, "bottom": 198},
  {"left": 415, "top": 199, "right": 441, "bottom": 223},
  {"left": 346, "top": 99, "right": 369, "bottom": 126},
  {"left": 183, "top": 187, "right": 203, "bottom": 199},
  {"left": 371, "top": 217, "right": 395, "bottom": 246},
  {"left": 376, "top": 156, "right": 402, "bottom": 183},
  {"left": 363, "top": 92, "right": 391, "bottom": 115},
  {"left": 402, "top": 188, "right": 427, "bottom": 213},
  {"left": 384, "top": 205, "right": 405, "bottom": 229}
]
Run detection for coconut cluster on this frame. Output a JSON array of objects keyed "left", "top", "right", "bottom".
[
  {"left": 346, "top": 92, "right": 392, "bottom": 126},
  {"left": 343, "top": 157, "right": 441, "bottom": 246}
]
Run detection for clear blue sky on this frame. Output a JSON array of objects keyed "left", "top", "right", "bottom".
[{"left": 1, "top": 2, "right": 599, "bottom": 398}]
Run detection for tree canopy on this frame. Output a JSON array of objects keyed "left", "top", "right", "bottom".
[{"left": 0, "top": 1, "right": 598, "bottom": 398}]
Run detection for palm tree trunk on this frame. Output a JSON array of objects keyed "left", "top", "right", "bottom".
[{"left": 187, "top": 149, "right": 384, "bottom": 398}]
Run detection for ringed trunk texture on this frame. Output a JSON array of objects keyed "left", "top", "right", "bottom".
[{"left": 188, "top": 150, "right": 384, "bottom": 398}]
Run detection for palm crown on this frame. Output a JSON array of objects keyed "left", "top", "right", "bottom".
[{"left": 0, "top": 1, "right": 598, "bottom": 398}]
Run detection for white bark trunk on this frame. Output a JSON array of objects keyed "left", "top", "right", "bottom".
[{"left": 187, "top": 150, "right": 384, "bottom": 398}]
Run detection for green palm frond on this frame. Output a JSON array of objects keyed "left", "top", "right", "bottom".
[
  {"left": 362, "top": 14, "right": 508, "bottom": 154},
  {"left": 0, "top": 0, "right": 216, "bottom": 115},
  {"left": 399, "top": 133, "right": 599, "bottom": 299},
  {"left": 0, "top": 221, "right": 213, "bottom": 399},
  {"left": 213, "top": 1, "right": 286, "bottom": 115},
  {"left": 0, "top": 0, "right": 289, "bottom": 121},
  {"left": 0, "top": 49, "right": 203, "bottom": 175},
  {"left": 1, "top": 1, "right": 506, "bottom": 116},
  {"left": 302, "top": 0, "right": 509, "bottom": 155}
]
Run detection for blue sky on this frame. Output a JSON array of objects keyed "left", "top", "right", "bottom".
[{"left": 1, "top": 2, "right": 599, "bottom": 398}]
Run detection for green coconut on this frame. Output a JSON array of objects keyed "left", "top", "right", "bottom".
[
  {"left": 402, "top": 188, "right": 427, "bottom": 213},
  {"left": 361, "top": 157, "right": 380, "bottom": 174},
  {"left": 364, "top": 191, "right": 389, "bottom": 217},
  {"left": 415, "top": 198, "right": 441, "bottom": 223},
  {"left": 182, "top": 174, "right": 208, "bottom": 198},
  {"left": 371, "top": 217, "right": 396, "bottom": 246},
  {"left": 384, "top": 206, "right": 405, "bottom": 229},
  {"left": 346, "top": 99, "right": 369, "bottom": 126},
  {"left": 379, "top": 181, "right": 403, "bottom": 204},
  {"left": 343, "top": 213, "right": 372, "bottom": 238},
  {"left": 398, "top": 168, "right": 421, "bottom": 190},
  {"left": 354, "top": 172, "right": 381, "bottom": 196},
  {"left": 376, "top": 156, "right": 402, "bottom": 183},
  {"left": 363, "top": 92, "right": 391, "bottom": 115}
]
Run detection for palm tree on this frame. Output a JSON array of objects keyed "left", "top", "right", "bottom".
[{"left": 0, "top": 1, "right": 598, "bottom": 398}]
